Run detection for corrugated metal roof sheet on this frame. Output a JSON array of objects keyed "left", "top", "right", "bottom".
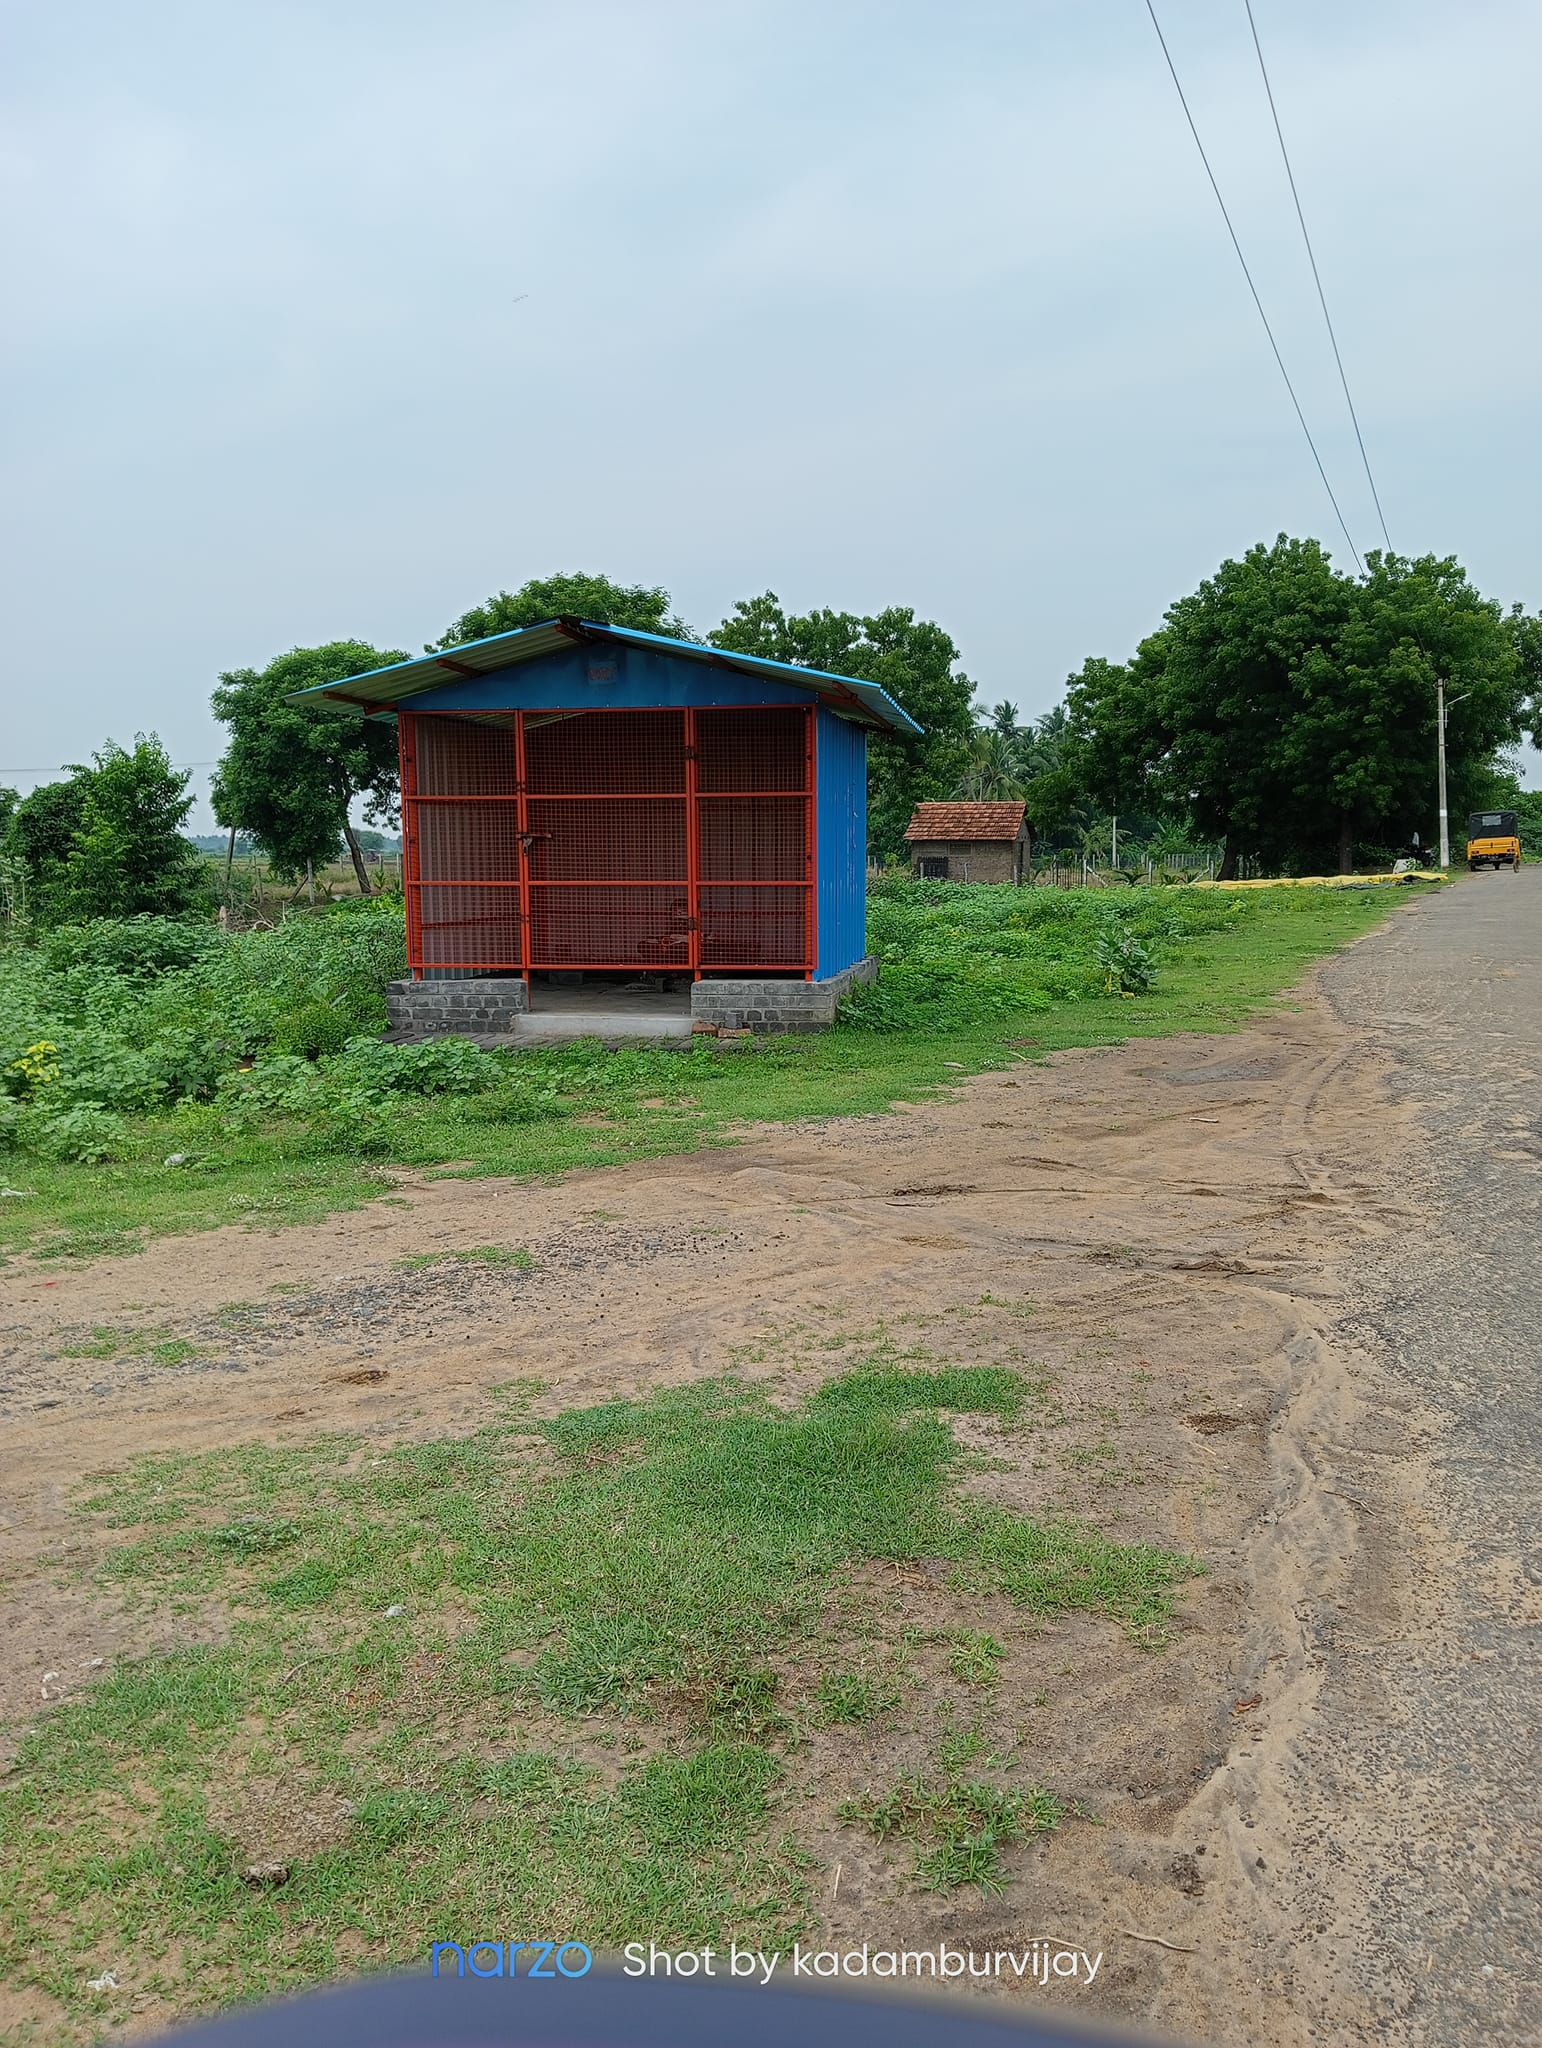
[
  {"left": 904, "top": 801, "right": 1027, "bottom": 841},
  {"left": 288, "top": 616, "right": 923, "bottom": 736}
]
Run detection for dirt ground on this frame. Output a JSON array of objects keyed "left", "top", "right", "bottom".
[{"left": 0, "top": 956, "right": 1446, "bottom": 2046}]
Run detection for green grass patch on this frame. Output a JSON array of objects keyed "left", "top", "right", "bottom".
[
  {"left": 0, "top": 885, "right": 1403, "bottom": 1261},
  {"left": 0, "top": 1366, "right": 1197, "bottom": 2028},
  {"left": 52, "top": 1324, "right": 203, "bottom": 1367},
  {"left": 840, "top": 1746, "right": 1063, "bottom": 1895},
  {"left": 948, "top": 1630, "right": 1006, "bottom": 1686},
  {"left": 815, "top": 1669, "right": 903, "bottom": 1725}
]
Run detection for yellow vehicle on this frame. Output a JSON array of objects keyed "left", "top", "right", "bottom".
[{"left": 1466, "top": 809, "right": 1522, "bottom": 869}]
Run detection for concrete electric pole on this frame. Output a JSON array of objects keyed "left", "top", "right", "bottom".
[{"left": 1436, "top": 682, "right": 1470, "bottom": 870}]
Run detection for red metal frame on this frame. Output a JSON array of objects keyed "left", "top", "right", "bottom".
[
  {"left": 401, "top": 706, "right": 816, "bottom": 981},
  {"left": 684, "top": 705, "right": 702, "bottom": 979},
  {"left": 513, "top": 709, "right": 531, "bottom": 996}
]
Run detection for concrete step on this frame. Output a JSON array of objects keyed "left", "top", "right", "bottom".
[{"left": 508, "top": 1011, "right": 694, "bottom": 1047}]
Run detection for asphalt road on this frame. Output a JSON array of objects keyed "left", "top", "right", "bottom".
[{"left": 1310, "top": 867, "right": 1541, "bottom": 2044}]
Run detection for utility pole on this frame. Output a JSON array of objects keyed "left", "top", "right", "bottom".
[
  {"left": 1436, "top": 682, "right": 1471, "bottom": 869},
  {"left": 1111, "top": 814, "right": 1119, "bottom": 870}
]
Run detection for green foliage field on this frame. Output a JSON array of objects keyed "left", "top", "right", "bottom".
[{"left": 0, "top": 880, "right": 1404, "bottom": 1260}]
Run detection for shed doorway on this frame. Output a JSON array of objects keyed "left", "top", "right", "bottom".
[{"left": 401, "top": 705, "right": 814, "bottom": 1000}]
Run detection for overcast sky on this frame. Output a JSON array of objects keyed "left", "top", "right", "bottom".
[{"left": 4, "top": 0, "right": 1540, "bottom": 825}]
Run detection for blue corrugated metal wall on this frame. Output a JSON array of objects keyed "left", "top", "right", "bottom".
[
  {"left": 814, "top": 708, "right": 868, "bottom": 979},
  {"left": 399, "top": 642, "right": 816, "bottom": 715}
]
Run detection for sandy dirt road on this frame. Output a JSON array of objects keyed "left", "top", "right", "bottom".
[{"left": 0, "top": 877, "right": 1535, "bottom": 2047}]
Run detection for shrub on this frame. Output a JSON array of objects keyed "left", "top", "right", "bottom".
[
  {"left": 4, "top": 1041, "right": 62, "bottom": 1099},
  {"left": 271, "top": 1001, "right": 354, "bottom": 1059},
  {"left": 40, "top": 917, "right": 217, "bottom": 981},
  {"left": 21, "top": 1104, "right": 129, "bottom": 1163},
  {"left": 1093, "top": 925, "right": 1156, "bottom": 996},
  {"left": 328, "top": 1035, "right": 502, "bottom": 1097}
]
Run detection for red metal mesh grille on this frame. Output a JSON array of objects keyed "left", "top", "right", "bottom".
[
  {"left": 414, "top": 802, "right": 521, "bottom": 882},
  {"left": 525, "top": 711, "right": 686, "bottom": 793},
  {"left": 414, "top": 886, "right": 523, "bottom": 967},
  {"left": 697, "top": 796, "right": 806, "bottom": 880},
  {"left": 525, "top": 798, "right": 686, "bottom": 881},
  {"left": 699, "top": 885, "right": 807, "bottom": 966},
  {"left": 529, "top": 886, "right": 691, "bottom": 966},
  {"left": 696, "top": 708, "right": 807, "bottom": 792},
  {"left": 413, "top": 716, "right": 518, "bottom": 795},
  {"left": 403, "top": 708, "right": 813, "bottom": 975}
]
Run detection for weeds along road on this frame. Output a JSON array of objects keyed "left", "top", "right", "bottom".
[{"left": 1297, "top": 868, "right": 1542, "bottom": 2047}]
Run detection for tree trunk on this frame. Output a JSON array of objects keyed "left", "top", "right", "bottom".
[
  {"left": 342, "top": 819, "right": 373, "bottom": 896},
  {"left": 1217, "top": 831, "right": 1241, "bottom": 881},
  {"left": 1337, "top": 811, "right": 1354, "bottom": 874},
  {"left": 223, "top": 825, "right": 236, "bottom": 903}
]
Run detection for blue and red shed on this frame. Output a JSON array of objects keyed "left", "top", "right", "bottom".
[{"left": 298, "top": 618, "right": 918, "bottom": 996}]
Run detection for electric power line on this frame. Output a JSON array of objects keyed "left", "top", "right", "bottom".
[
  {"left": 0, "top": 760, "right": 219, "bottom": 778},
  {"left": 1244, "top": 0, "right": 1392, "bottom": 554},
  {"left": 1144, "top": 0, "right": 1365, "bottom": 573}
]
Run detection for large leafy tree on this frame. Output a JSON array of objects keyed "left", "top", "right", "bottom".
[
  {"left": 65, "top": 738, "right": 204, "bottom": 918},
  {"left": 1065, "top": 536, "right": 1524, "bottom": 873},
  {"left": 1323, "top": 553, "right": 1521, "bottom": 862},
  {"left": 710, "top": 593, "right": 977, "bottom": 859},
  {"left": 3, "top": 739, "right": 203, "bottom": 921},
  {"left": 435, "top": 572, "right": 691, "bottom": 648},
  {"left": 211, "top": 643, "right": 406, "bottom": 891},
  {"left": 1068, "top": 537, "right": 1358, "bottom": 874}
]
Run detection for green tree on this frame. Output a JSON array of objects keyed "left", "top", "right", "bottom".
[
  {"left": 1323, "top": 553, "right": 1521, "bottom": 866},
  {"left": 1506, "top": 604, "right": 1542, "bottom": 749},
  {"left": 1064, "top": 537, "right": 1523, "bottom": 875},
  {"left": 1072, "top": 538, "right": 1359, "bottom": 874},
  {"left": 1018, "top": 704, "right": 1070, "bottom": 780},
  {"left": 435, "top": 572, "right": 692, "bottom": 648},
  {"left": 64, "top": 737, "right": 204, "bottom": 919},
  {"left": 3, "top": 775, "right": 92, "bottom": 920},
  {"left": 711, "top": 593, "right": 977, "bottom": 858},
  {"left": 4, "top": 741, "right": 204, "bottom": 922},
  {"left": 1515, "top": 789, "right": 1542, "bottom": 858},
  {"left": 957, "top": 726, "right": 1024, "bottom": 800},
  {"left": 211, "top": 643, "right": 406, "bottom": 892}
]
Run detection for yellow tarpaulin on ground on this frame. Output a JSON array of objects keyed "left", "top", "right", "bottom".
[{"left": 1191, "top": 873, "right": 1451, "bottom": 891}]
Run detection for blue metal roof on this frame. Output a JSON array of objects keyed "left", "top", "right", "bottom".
[{"left": 288, "top": 616, "right": 923, "bottom": 736}]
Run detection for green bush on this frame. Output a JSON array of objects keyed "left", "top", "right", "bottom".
[
  {"left": 19, "top": 1104, "right": 129, "bottom": 1163},
  {"left": 1093, "top": 925, "right": 1156, "bottom": 996},
  {"left": 271, "top": 1001, "right": 353, "bottom": 1059},
  {"left": 40, "top": 916, "right": 218, "bottom": 981}
]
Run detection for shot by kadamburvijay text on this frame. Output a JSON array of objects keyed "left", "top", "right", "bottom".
[{"left": 625, "top": 1940, "right": 1105, "bottom": 1986}]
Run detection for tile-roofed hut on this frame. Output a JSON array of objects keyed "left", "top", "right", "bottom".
[{"left": 903, "top": 800, "right": 1032, "bottom": 884}]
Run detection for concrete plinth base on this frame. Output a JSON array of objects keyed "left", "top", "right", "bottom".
[
  {"left": 690, "top": 957, "right": 878, "bottom": 1034},
  {"left": 385, "top": 978, "right": 528, "bottom": 1037},
  {"left": 385, "top": 961, "right": 878, "bottom": 1043}
]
